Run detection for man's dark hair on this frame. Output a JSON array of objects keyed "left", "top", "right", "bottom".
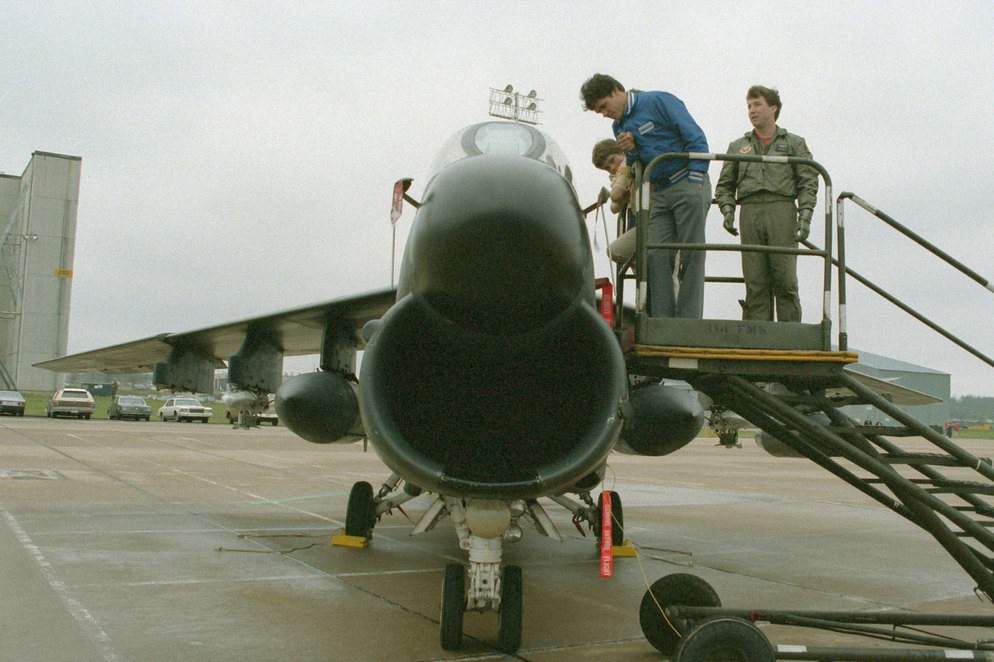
[
  {"left": 591, "top": 138, "right": 623, "bottom": 169},
  {"left": 747, "top": 85, "right": 782, "bottom": 120},
  {"left": 581, "top": 74, "right": 625, "bottom": 111}
]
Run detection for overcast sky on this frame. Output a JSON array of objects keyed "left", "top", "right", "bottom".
[{"left": 3, "top": 1, "right": 993, "bottom": 396}]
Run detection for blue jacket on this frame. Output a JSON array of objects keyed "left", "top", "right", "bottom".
[{"left": 613, "top": 91, "right": 709, "bottom": 186}]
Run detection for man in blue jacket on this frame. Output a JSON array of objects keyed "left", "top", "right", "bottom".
[{"left": 582, "top": 74, "right": 711, "bottom": 318}]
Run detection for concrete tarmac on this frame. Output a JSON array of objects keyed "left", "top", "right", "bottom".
[{"left": 2, "top": 416, "right": 993, "bottom": 661}]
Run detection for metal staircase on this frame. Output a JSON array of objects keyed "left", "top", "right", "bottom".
[
  {"left": 611, "top": 151, "right": 994, "bottom": 601},
  {"left": 694, "top": 367, "right": 994, "bottom": 600}
]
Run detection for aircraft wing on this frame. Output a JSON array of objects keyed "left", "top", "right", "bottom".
[
  {"left": 834, "top": 367, "right": 943, "bottom": 406},
  {"left": 34, "top": 287, "right": 396, "bottom": 374}
]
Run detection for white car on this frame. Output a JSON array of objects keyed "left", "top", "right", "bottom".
[
  {"left": 46, "top": 388, "right": 96, "bottom": 419},
  {"left": 157, "top": 397, "right": 212, "bottom": 423}
]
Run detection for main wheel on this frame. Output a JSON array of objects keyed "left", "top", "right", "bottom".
[
  {"left": 344, "top": 481, "right": 376, "bottom": 538},
  {"left": 439, "top": 563, "right": 465, "bottom": 650},
  {"left": 673, "top": 617, "right": 774, "bottom": 662},
  {"left": 597, "top": 491, "right": 625, "bottom": 547},
  {"left": 640, "top": 573, "right": 721, "bottom": 655},
  {"left": 496, "top": 565, "right": 523, "bottom": 653}
]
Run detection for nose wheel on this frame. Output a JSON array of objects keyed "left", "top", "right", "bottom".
[
  {"left": 439, "top": 562, "right": 524, "bottom": 653},
  {"left": 440, "top": 564, "right": 465, "bottom": 650},
  {"left": 496, "top": 565, "right": 523, "bottom": 653}
]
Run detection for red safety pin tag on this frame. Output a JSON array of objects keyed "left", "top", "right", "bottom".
[{"left": 600, "top": 492, "right": 613, "bottom": 577}]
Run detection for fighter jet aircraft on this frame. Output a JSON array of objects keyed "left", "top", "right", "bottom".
[{"left": 36, "top": 119, "right": 706, "bottom": 653}]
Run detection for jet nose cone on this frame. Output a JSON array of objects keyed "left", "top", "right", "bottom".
[{"left": 399, "top": 154, "right": 593, "bottom": 334}]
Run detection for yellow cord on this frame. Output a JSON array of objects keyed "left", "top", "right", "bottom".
[{"left": 600, "top": 482, "right": 683, "bottom": 639}]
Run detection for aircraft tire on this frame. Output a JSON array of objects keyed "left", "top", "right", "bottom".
[
  {"left": 496, "top": 565, "right": 523, "bottom": 653},
  {"left": 597, "top": 491, "right": 625, "bottom": 547},
  {"left": 673, "top": 617, "right": 774, "bottom": 662},
  {"left": 640, "top": 573, "right": 721, "bottom": 655},
  {"left": 344, "top": 481, "right": 376, "bottom": 538},
  {"left": 439, "top": 563, "right": 464, "bottom": 650}
]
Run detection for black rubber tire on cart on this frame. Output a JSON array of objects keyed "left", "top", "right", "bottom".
[
  {"left": 673, "top": 617, "right": 775, "bottom": 662},
  {"left": 640, "top": 573, "right": 722, "bottom": 655},
  {"left": 439, "top": 563, "right": 465, "bottom": 650}
]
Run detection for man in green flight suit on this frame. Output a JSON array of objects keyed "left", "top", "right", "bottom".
[{"left": 715, "top": 86, "right": 819, "bottom": 322}]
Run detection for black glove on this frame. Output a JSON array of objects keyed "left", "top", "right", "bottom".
[
  {"left": 795, "top": 209, "right": 812, "bottom": 242},
  {"left": 721, "top": 206, "right": 737, "bottom": 237}
]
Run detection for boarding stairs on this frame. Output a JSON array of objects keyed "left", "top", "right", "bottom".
[{"left": 609, "top": 152, "right": 994, "bottom": 600}]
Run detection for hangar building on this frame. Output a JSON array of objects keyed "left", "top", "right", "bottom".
[
  {"left": 846, "top": 348, "right": 950, "bottom": 426},
  {"left": 0, "top": 151, "right": 82, "bottom": 392}
]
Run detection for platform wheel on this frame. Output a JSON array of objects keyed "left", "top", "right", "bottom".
[
  {"left": 439, "top": 563, "right": 465, "bottom": 650},
  {"left": 673, "top": 617, "right": 774, "bottom": 662},
  {"left": 596, "top": 490, "right": 624, "bottom": 547},
  {"left": 639, "top": 573, "right": 721, "bottom": 655},
  {"left": 344, "top": 481, "right": 376, "bottom": 538},
  {"left": 496, "top": 565, "right": 523, "bottom": 654}
]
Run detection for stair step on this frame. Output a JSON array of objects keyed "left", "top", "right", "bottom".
[
  {"left": 925, "top": 481, "right": 994, "bottom": 496},
  {"left": 881, "top": 452, "right": 968, "bottom": 467}
]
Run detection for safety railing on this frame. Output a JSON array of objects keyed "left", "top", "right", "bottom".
[
  {"left": 836, "top": 192, "right": 994, "bottom": 367},
  {"left": 619, "top": 152, "right": 836, "bottom": 350},
  {"left": 607, "top": 154, "right": 994, "bottom": 371}
]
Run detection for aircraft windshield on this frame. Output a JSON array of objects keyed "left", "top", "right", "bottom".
[{"left": 428, "top": 121, "right": 573, "bottom": 183}]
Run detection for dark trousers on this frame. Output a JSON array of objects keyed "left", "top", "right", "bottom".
[{"left": 739, "top": 200, "right": 800, "bottom": 322}]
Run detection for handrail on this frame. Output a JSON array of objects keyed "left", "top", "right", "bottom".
[
  {"left": 612, "top": 154, "right": 993, "bottom": 371},
  {"left": 835, "top": 193, "right": 994, "bottom": 364},
  {"left": 803, "top": 238, "right": 994, "bottom": 369},
  {"left": 839, "top": 192, "right": 994, "bottom": 293}
]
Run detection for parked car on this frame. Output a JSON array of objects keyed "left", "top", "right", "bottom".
[
  {"left": 108, "top": 395, "right": 152, "bottom": 421},
  {"left": 0, "top": 390, "right": 26, "bottom": 416},
  {"left": 157, "top": 397, "right": 212, "bottom": 423},
  {"left": 224, "top": 401, "right": 278, "bottom": 426},
  {"left": 46, "top": 388, "right": 96, "bottom": 419}
]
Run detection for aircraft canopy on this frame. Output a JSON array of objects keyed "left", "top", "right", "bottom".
[{"left": 428, "top": 121, "right": 572, "bottom": 183}]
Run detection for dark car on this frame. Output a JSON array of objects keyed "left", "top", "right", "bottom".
[
  {"left": 108, "top": 395, "right": 152, "bottom": 421},
  {"left": 0, "top": 390, "right": 26, "bottom": 416}
]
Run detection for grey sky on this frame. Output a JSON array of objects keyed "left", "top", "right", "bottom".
[{"left": 3, "top": 1, "right": 993, "bottom": 395}]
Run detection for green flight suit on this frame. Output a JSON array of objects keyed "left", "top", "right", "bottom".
[{"left": 714, "top": 127, "right": 818, "bottom": 322}]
